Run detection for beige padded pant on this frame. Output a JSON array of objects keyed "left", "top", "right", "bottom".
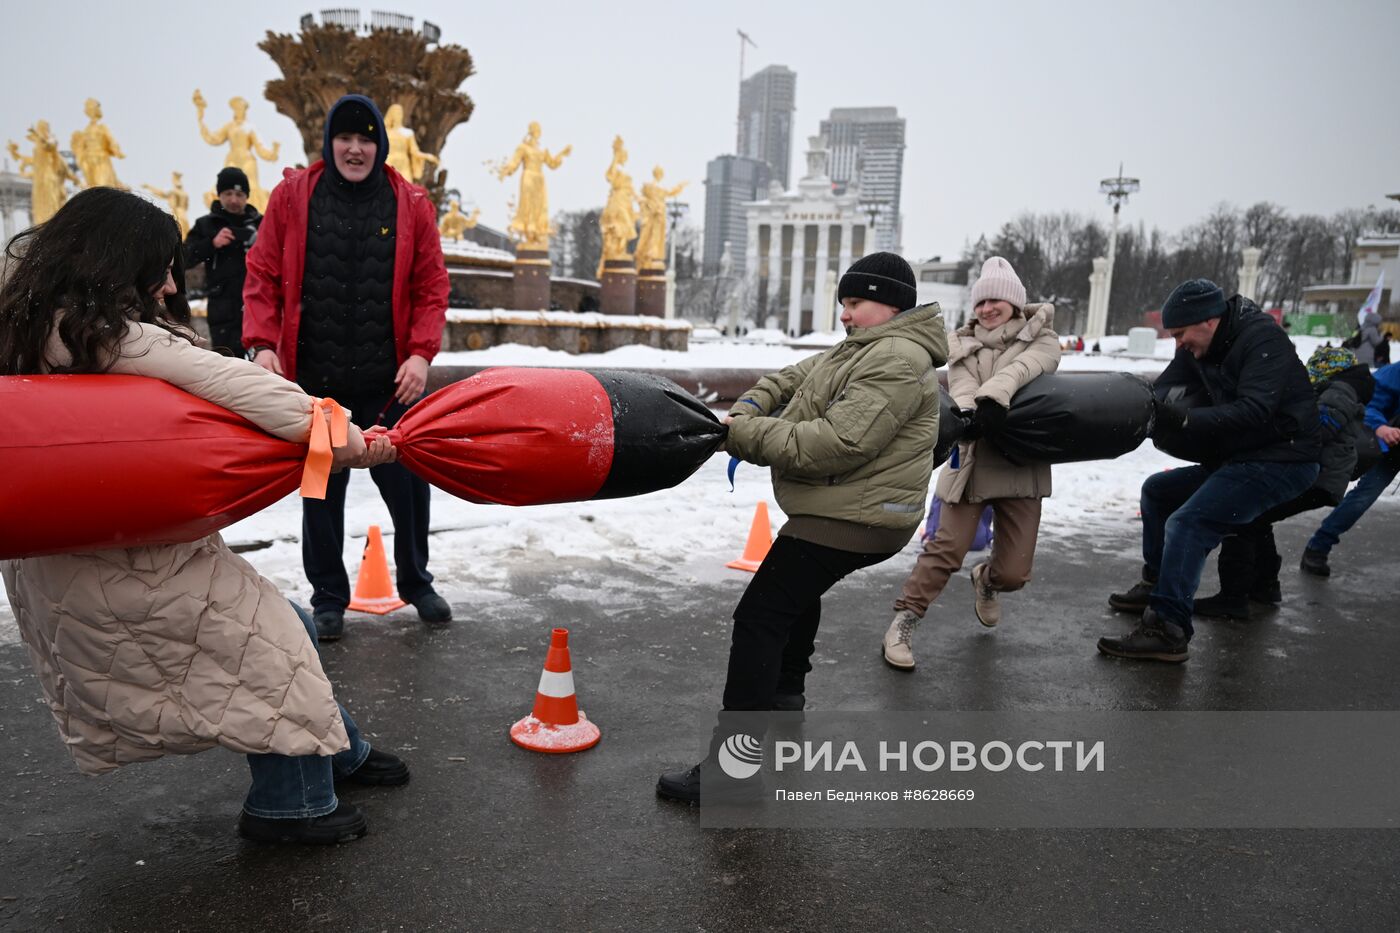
[{"left": 893, "top": 497, "right": 1043, "bottom": 618}]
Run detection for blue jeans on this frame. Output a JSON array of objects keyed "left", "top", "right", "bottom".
[
  {"left": 243, "top": 603, "right": 371, "bottom": 819},
  {"left": 1141, "top": 461, "right": 1319, "bottom": 637},
  {"left": 1306, "top": 461, "right": 1400, "bottom": 554}
]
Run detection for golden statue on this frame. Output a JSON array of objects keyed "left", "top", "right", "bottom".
[
  {"left": 143, "top": 172, "right": 191, "bottom": 238},
  {"left": 8, "top": 121, "right": 78, "bottom": 223},
  {"left": 193, "top": 90, "right": 280, "bottom": 213},
  {"left": 438, "top": 199, "right": 479, "bottom": 241},
  {"left": 598, "top": 136, "right": 640, "bottom": 273},
  {"left": 70, "top": 98, "right": 126, "bottom": 189},
  {"left": 496, "top": 121, "right": 570, "bottom": 251},
  {"left": 384, "top": 103, "right": 440, "bottom": 184},
  {"left": 634, "top": 166, "right": 688, "bottom": 272}
]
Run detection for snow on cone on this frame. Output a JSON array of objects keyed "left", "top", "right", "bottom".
[
  {"left": 510, "top": 628, "right": 601, "bottom": 754},
  {"left": 347, "top": 525, "right": 407, "bottom": 614},
  {"left": 726, "top": 501, "right": 773, "bottom": 572}
]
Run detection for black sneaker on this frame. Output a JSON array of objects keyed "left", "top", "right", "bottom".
[
  {"left": 337, "top": 747, "right": 410, "bottom": 787},
  {"left": 1097, "top": 610, "right": 1189, "bottom": 663},
  {"left": 238, "top": 801, "right": 368, "bottom": 845},
  {"left": 1108, "top": 580, "right": 1154, "bottom": 613},
  {"left": 1299, "top": 549, "right": 1331, "bottom": 578},
  {"left": 412, "top": 591, "right": 453, "bottom": 625},
  {"left": 1193, "top": 593, "right": 1251, "bottom": 621},
  {"left": 313, "top": 609, "right": 345, "bottom": 641},
  {"left": 655, "top": 760, "right": 764, "bottom": 805},
  {"left": 656, "top": 763, "right": 703, "bottom": 804}
]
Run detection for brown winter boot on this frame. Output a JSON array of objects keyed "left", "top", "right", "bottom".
[{"left": 971, "top": 562, "right": 1000, "bottom": 627}]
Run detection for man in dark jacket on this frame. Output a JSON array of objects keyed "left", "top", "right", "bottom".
[
  {"left": 184, "top": 167, "right": 261, "bottom": 355},
  {"left": 244, "top": 94, "right": 452, "bottom": 641},
  {"left": 1099, "top": 280, "right": 1320, "bottom": 662}
]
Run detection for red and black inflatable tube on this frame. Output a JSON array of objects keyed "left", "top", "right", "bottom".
[
  {"left": 0, "top": 368, "right": 725, "bottom": 559},
  {"left": 387, "top": 367, "right": 725, "bottom": 505}
]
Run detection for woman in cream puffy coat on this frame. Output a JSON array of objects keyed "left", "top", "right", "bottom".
[
  {"left": 0, "top": 189, "right": 405, "bottom": 845},
  {"left": 883, "top": 257, "right": 1061, "bottom": 670}
]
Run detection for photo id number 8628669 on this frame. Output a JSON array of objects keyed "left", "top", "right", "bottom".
[{"left": 904, "top": 789, "right": 975, "bottom": 801}]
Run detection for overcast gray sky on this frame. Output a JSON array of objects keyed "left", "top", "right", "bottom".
[{"left": 3, "top": 0, "right": 1397, "bottom": 261}]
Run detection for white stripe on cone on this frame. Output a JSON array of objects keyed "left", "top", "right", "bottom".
[{"left": 536, "top": 668, "right": 576, "bottom": 698}]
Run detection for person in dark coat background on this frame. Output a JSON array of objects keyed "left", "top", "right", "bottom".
[
  {"left": 1300, "top": 359, "right": 1400, "bottom": 576},
  {"left": 1099, "top": 279, "right": 1320, "bottom": 662},
  {"left": 183, "top": 167, "right": 261, "bottom": 356}
]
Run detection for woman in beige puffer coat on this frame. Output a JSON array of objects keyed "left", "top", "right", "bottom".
[
  {"left": 0, "top": 189, "right": 405, "bottom": 845},
  {"left": 882, "top": 257, "right": 1061, "bottom": 670}
]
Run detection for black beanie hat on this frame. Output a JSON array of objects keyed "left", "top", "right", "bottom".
[
  {"left": 837, "top": 251, "right": 918, "bottom": 312},
  {"left": 327, "top": 100, "right": 379, "bottom": 141},
  {"left": 1161, "top": 278, "right": 1227, "bottom": 328},
  {"left": 216, "top": 166, "right": 250, "bottom": 194}
]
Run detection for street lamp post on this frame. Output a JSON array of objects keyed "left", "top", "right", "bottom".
[
  {"left": 857, "top": 199, "right": 886, "bottom": 263},
  {"left": 664, "top": 199, "right": 689, "bottom": 319},
  {"left": 1087, "top": 164, "right": 1140, "bottom": 339}
]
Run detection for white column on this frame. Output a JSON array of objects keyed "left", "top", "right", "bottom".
[
  {"left": 1238, "top": 246, "right": 1262, "bottom": 302},
  {"left": 1086, "top": 257, "right": 1109, "bottom": 339},
  {"left": 745, "top": 215, "right": 760, "bottom": 279},
  {"left": 838, "top": 221, "right": 853, "bottom": 277},
  {"left": 812, "top": 225, "right": 830, "bottom": 332},
  {"left": 819, "top": 269, "right": 838, "bottom": 332},
  {"left": 787, "top": 223, "right": 807, "bottom": 335},
  {"left": 767, "top": 221, "right": 783, "bottom": 328}
]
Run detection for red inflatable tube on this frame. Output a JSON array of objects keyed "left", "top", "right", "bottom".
[{"left": 1, "top": 374, "right": 305, "bottom": 559}]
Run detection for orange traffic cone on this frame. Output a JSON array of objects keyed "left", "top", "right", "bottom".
[
  {"left": 510, "top": 628, "right": 601, "bottom": 754},
  {"left": 347, "top": 525, "right": 407, "bottom": 614},
  {"left": 725, "top": 501, "right": 773, "bottom": 572}
]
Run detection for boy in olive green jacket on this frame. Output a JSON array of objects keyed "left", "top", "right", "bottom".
[{"left": 657, "top": 251, "right": 949, "bottom": 803}]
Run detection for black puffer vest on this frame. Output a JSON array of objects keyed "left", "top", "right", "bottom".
[{"left": 296, "top": 172, "right": 398, "bottom": 400}]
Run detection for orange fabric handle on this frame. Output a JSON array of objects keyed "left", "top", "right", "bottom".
[{"left": 300, "top": 398, "right": 349, "bottom": 499}]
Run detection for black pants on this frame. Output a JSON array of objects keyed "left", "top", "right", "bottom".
[
  {"left": 722, "top": 534, "right": 895, "bottom": 711},
  {"left": 206, "top": 299, "right": 244, "bottom": 357},
  {"left": 1215, "top": 486, "right": 1337, "bottom": 597},
  {"left": 302, "top": 394, "right": 433, "bottom": 613}
]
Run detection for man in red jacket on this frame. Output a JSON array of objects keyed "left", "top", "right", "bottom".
[{"left": 244, "top": 94, "right": 451, "bottom": 640}]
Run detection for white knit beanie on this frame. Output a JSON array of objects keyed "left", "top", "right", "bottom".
[{"left": 970, "top": 256, "right": 1027, "bottom": 310}]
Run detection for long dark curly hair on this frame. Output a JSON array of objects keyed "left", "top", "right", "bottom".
[{"left": 0, "top": 187, "right": 192, "bottom": 375}]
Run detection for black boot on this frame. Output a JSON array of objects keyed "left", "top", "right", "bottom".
[
  {"left": 1194, "top": 534, "right": 1253, "bottom": 620},
  {"left": 656, "top": 757, "right": 766, "bottom": 805},
  {"left": 658, "top": 716, "right": 769, "bottom": 804},
  {"left": 1249, "top": 529, "right": 1283, "bottom": 604},
  {"left": 1097, "top": 609, "right": 1189, "bottom": 663},
  {"left": 1108, "top": 567, "right": 1157, "bottom": 613},
  {"left": 238, "top": 801, "right": 368, "bottom": 845},
  {"left": 1300, "top": 548, "right": 1331, "bottom": 578}
]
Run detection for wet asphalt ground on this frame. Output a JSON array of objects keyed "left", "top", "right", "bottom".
[{"left": 2, "top": 512, "right": 1398, "bottom": 931}]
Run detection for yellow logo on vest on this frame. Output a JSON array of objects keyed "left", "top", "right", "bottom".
[{"left": 379, "top": 226, "right": 391, "bottom": 237}]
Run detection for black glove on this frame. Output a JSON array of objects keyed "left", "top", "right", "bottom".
[
  {"left": 1152, "top": 399, "right": 1189, "bottom": 435},
  {"left": 955, "top": 407, "right": 982, "bottom": 441},
  {"left": 974, "top": 398, "right": 1009, "bottom": 437}
]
